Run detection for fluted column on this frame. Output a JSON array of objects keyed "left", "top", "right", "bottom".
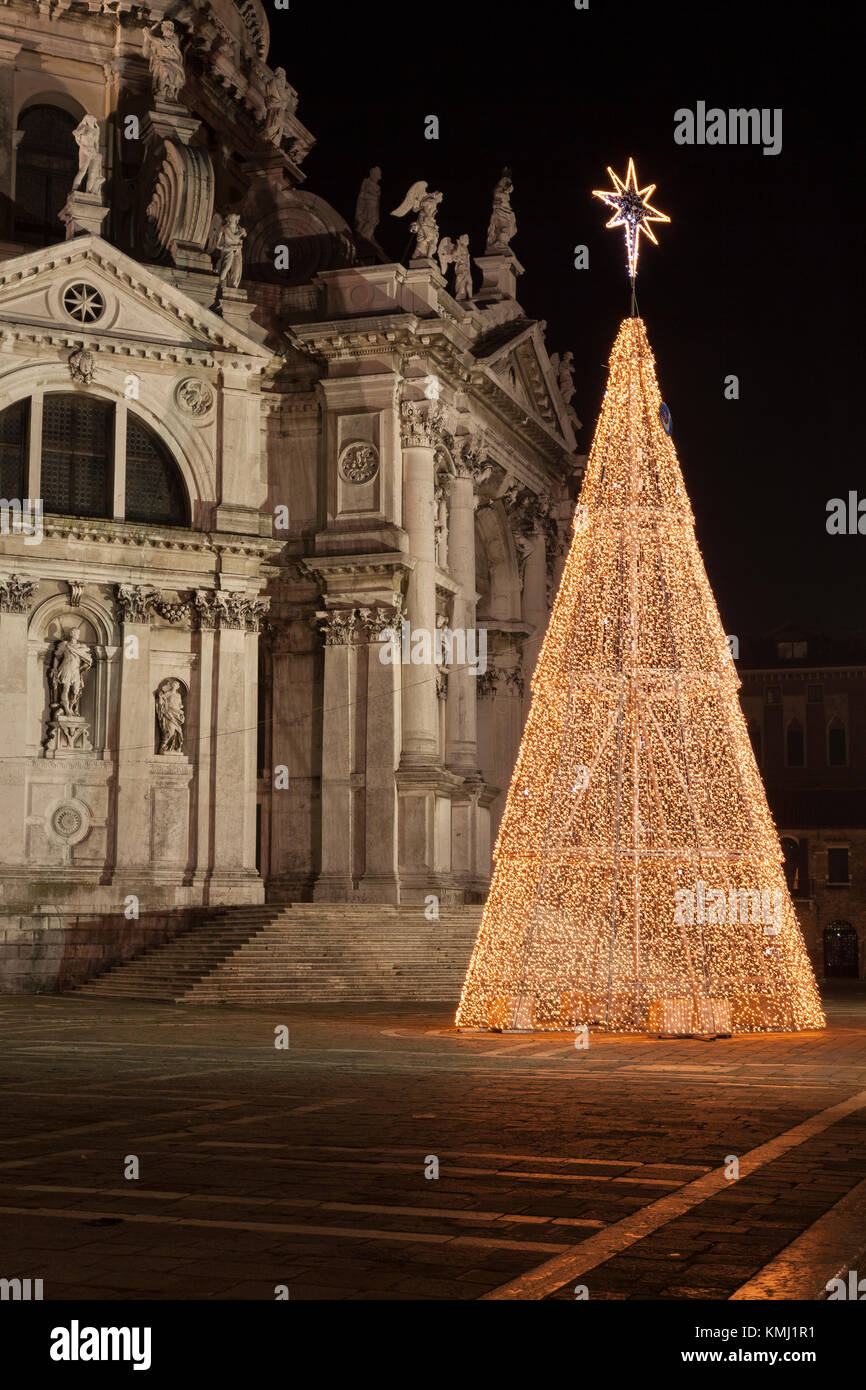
[{"left": 399, "top": 400, "right": 440, "bottom": 768}]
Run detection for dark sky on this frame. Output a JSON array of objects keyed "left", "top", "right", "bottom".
[{"left": 268, "top": 1, "right": 862, "bottom": 643}]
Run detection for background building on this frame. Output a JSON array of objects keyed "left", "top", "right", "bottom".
[
  {"left": 739, "top": 629, "right": 866, "bottom": 980},
  {"left": 0, "top": 0, "right": 581, "bottom": 990}
]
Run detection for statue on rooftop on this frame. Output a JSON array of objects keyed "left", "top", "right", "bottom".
[
  {"left": 391, "top": 180, "right": 443, "bottom": 261},
  {"left": 354, "top": 166, "right": 382, "bottom": 241},
  {"left": 485, "top": 167, "right": 517, "bottom": 252}
]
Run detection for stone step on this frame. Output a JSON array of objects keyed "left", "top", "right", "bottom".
[{"left": 75, "top": 903, "right": 481, "bottom": 1004}]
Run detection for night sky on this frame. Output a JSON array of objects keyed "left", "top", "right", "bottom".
[{"left": 268, "top": 2, "right": 861, "bottom": 644}]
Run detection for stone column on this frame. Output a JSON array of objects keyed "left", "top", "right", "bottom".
[
  {"left": 268, "top": 619, "right": 320, "bottom": 901},
  {"left": 445, "top": 461, "right": 480, "bottom": 775},
  {"left": 359, "top": 605, "right": 402, "bottom": 903},
  {"left": 113, "top": 584, "right": 156, "bottom": 874},
  {"left": 0, "top": 576, "right": 38, "bottom": 867},
  {"left": 0, "top": 41, "right": 21, "bottom": 240},
  {"left": 399, "top": 400, "right": 440, "bottom": 768},
  {"left": 522, "top": 527, "right": 548, "bottom": 718},
  {"left": 201, "top": 592, "right": 265, "bottom": 903},
  {"left": 314, "top": 608, "right": 359, "bottom": 901}
]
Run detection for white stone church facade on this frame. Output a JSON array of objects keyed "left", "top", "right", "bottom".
[{"left": 0, "top": 0, "right": 580, "bottom": 984}]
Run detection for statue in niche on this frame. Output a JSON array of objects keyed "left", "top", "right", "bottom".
[
  {"left": 390, "top": 180, "right": 443, "bottom": 260},
  {"left": 143, "top": 19, "right": 185, "bottom": 104},
  {"left": 354, "top": 166, "right": 382, "bottom": 241},
  {"left": 214, "top": 212, "right": 246, "bottom": 291},
  {"left": 156, "top": 679, "right": 185, "bottom": 754},
  {"left": 485, "top": 167, "right": 517, "bottom": 252},
  {"left": 70, "top": 116, "right": 104, "bottom": 196},
  {"left": 48, "top": 625, "right": 92, "bottom": 718}
]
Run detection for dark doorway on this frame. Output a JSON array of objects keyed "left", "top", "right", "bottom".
[{"left": 823, "top": 921, "right": 859, "bottom": 978}]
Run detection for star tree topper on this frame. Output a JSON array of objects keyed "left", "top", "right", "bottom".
[{"left": 592, "top": 157, "right": 670, "bottom": 279}]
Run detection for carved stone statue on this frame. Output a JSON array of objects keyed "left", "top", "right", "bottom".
[
  {"left": 485, "top": 167, "right": 517, "bottom": 252},
  {"left": 437, "top": 234, "right": 472, "bottom": 299},
  {"left": 156, "top": 679, "right": 185, "bottom": 754},
  {"left": 354, "top": 166, "right": 382, "bottom": 241},
  {"left": 70, "top": 115, "right": 104, "bottom": 196},
  {"left": 143, "top": 20, "right": 185, "bottom": 104},
  {"left": 550, "top": 350, "right": 576, "bottom": 405},
  {"left": 48, "top": 626, "right": 92, "bottom": 718},
  {"left": 262, "top": 67, "right": 291, "bottom": 147},
  {"left": 390, "top": 180, "right": 443, "bottom": 260},
  {"left": 453, "top": 233, "right": 472, "bottom": 300},
  {"left": 214, "top": 212, "right": 245, "bottom": 290}
]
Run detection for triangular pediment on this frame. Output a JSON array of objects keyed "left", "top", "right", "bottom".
[
  {"left": 477, "top": 322, "right": 576, "bottom": 443},
  {"left": 0, "top": 236, "right": 272, "bottom": 362}
]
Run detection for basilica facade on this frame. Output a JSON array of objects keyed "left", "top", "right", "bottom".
[{"left": 0, "top": 0, "right": 581, "bottom": 976}]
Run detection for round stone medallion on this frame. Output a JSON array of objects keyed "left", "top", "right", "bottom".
[
  {"left": 46, "top": 798, "right": 91, "bottom": 846},
  {"left": 338, "top": 441, "right": 379, "bottom": 484},
  {"left": 175, "top": 377, "right": 215, "bottom": 418}
]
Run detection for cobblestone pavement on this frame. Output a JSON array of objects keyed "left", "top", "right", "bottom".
[{"left": 1, "top": 984, "right": 866, "bottom": 1301}]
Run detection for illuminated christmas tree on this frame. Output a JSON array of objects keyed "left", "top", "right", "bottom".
[{"left": 457, "top": 162, "right": 824, "bottom": 1035}]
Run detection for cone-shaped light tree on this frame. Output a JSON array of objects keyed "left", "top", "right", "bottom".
[{"left": 456, "top": 163, "right": 824, "bottom": 1035}]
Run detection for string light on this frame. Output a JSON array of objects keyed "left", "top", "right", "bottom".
[{"left": 456, "top": 316, "right": 825, "bottom": 1035}]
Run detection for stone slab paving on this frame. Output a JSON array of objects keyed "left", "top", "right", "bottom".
[{"left": 1, "top": 985, "right": 865, "bottom": 1300}]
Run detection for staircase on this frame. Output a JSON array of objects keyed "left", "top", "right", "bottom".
[{"left": 73, "top": 905, "right": 482, "bottom": 1006}]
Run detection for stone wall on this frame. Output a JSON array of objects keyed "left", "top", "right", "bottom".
[{"left": 0, "top": 908, "right": 207, "bottom": 994}]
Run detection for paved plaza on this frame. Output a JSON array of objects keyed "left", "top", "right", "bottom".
[{"left": 2, "top": 986, "right": 866, "bottom": 1301}]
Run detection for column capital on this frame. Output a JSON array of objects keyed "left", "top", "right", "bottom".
[
  {"left": 0, "top": 574, "right": 38, "bottom": 614},
  {"left": 400, "top": 398, "right": 451, "bottom": 449}
]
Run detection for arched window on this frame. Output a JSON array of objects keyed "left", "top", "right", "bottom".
[
  {"left": 828, "top": 716, "right": 847, "bottom": 767},
  {"left": 0, "top": 398, "right": 28, "bottom": 498},
  {"left": 41, "top": 394, "right": 113, "bottom": 520},
  {"left": 786, "top": 717, "right": 805, "bottom": 767},
  {"left": 14, "top": 105, "right": 78, "bottom": 245},
  {"left": 0, "top": 396, "right": 190, "bottom": 527},
  {"left": 781, "top": 836, "right": 802, "bottom": 894},
  {"left": 125, "top": 416, "right": 189, "bottom": 527}
]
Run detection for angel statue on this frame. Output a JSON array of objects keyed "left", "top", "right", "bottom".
[
  {"left": 390, "top": 180, "right": 443, "bottom": 261},
  {"left": 485, "top": 167, "right": 517, "bottom": 252},
  {"left": 437, "top": 235, "right": 455, "bottom": 277},
  {"left": 143, "top": 19, "right": 185, "bottom": 104},
  {"left": 437, "top": 233, "right": 472, "bottom": 300},
  {"left": 157, "top": 679, "right": 185, "bottom": 754}
]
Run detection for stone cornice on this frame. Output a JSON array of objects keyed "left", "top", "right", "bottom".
[
  {"left": 740, "top": 667, "right": 866, "bottom": 682},
  {"left": 25, "top": 516, "right": 281, "bottom": 559},
  {"left": 289, "top": 317, "right": 576, "bottom": 474},
  {"left": 301, "top": 553, "right": 416, "bottom": 581},
  {"left": 0, "top": 236, "right": 273, "bottom": 362}
]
